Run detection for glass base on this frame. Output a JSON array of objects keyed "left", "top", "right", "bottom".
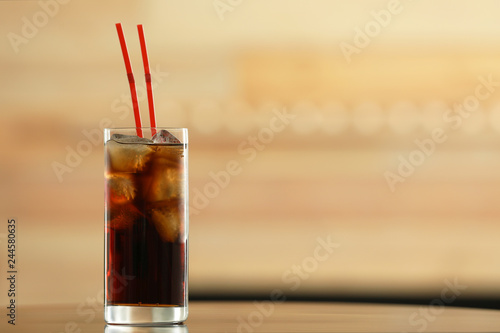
[
  {"left": 105, "top": 324, "right": 188, "bottom": 333},
  {"left": 105, "top": 305, "right": 188, "bottom": 325}
]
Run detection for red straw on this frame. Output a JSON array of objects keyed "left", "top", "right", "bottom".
[
  {"left": 137, "top": 24, "right": 157, "bottom": 136},
  {"left": 115, "top": 23, "right": 143, "bottom": 138}
]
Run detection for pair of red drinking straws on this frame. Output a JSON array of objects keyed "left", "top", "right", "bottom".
[{"left": 116, "top": 23, "right": 156, "bottom": 138}]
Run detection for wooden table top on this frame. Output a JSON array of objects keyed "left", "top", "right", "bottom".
[{"left": 3, "top": 301, "right": 500, "bottom": 333}]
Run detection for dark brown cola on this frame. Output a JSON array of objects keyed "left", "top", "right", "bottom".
[{"left": 105, "top": 138, "right": 187, "bottom": 307}]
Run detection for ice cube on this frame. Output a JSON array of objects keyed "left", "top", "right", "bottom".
[
  {"left": 152, "top": 130, "right": 181, "bottom": 144},
  {"left": 106, "top": 174, "right": 136, "bottom": 203},
  {"left": 111, "top": 133, "right": 153, "bottom": 144},
  {"left": 106, "top": 139, "right": 155, "bottom": 173},
  {"left": 149, "top": 200, "right": 184, "bottom": 242},
  {"left": 146, "top": 164, "right": 183, "bottom": 202},
  {"left": 107, "top": 203, "right": 141, "bottom": 229}
]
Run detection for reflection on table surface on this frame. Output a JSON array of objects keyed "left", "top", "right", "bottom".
[
  {"left": 3, "top": 301, "right": 500, "bottom": 333},
  {"left": 105, "top": 324, "right": 187, "bottom": 333}
]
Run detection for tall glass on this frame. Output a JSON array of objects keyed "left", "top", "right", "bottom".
[{"left": 104, "top": 127, "right": 188, "bottom": 324}]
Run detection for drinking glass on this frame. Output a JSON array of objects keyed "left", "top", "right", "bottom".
[{"left": 104, "top": 127, "right": 188, "bottom": 324}]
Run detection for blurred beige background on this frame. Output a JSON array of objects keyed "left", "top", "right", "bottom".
[{"left": 1, "top": 0, "right": 500, "bottom": 307}]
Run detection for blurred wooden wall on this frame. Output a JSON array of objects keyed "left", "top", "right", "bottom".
[{"left": 1, "top": 0, "right": 500, "bottom": 305}]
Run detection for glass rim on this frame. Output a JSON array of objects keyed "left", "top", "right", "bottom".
[
  {"left": 104, "top": 127, "right": 188, "bottom": 143},
  {"left": 104, "top": 127, "right": 188, "bottom": 130}
]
